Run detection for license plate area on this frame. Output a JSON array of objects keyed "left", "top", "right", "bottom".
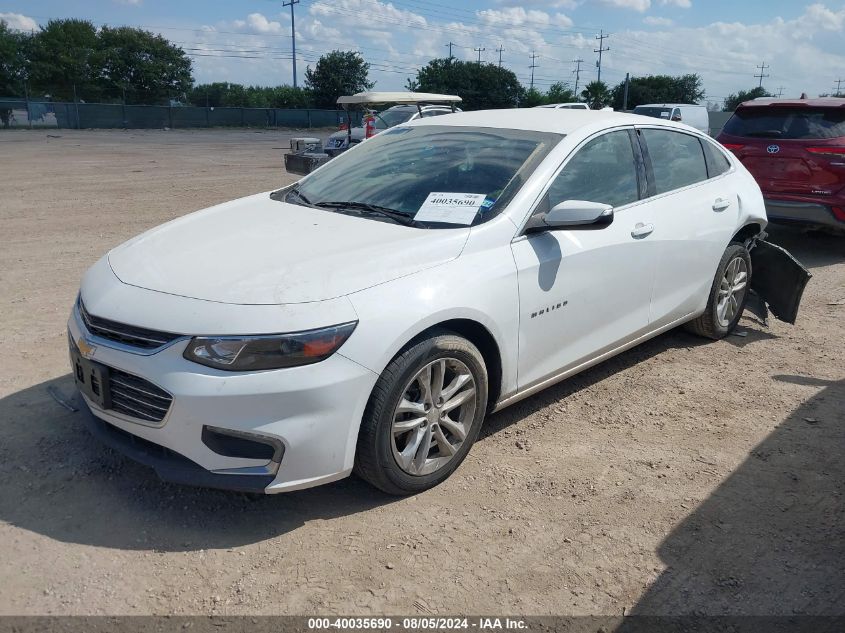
[{"left": 71, "top": 347, "right": 111, "bottom": 409}]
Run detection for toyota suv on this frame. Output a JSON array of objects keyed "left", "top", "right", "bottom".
[{"left": 718, "top": 98, "right": 845, "bottom": 232}]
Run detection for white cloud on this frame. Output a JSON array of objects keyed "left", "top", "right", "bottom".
[
  {"left": 595, "top": 0, "right": 651, "bottom": 12},
  {"left": 478, "top": 7, "right": 573, "bottom": 28},
  {"left": 643, "top": 16, "right": 674, "bottom": 26},
  {"left": 232, "top": 13, "right": 284, "bottom": 35},
  {"left": 0, "top": 12, "right": 38, "bottom": 31},
  {"left": 659, "top": 0, "right": 692, "bottom": 8}
]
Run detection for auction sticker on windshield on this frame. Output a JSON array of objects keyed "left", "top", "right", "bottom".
[{"left": 415, "top": 192, "right": 486, "bottom": 224}]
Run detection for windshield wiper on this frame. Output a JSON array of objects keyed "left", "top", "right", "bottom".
[
  {"left": 315, "top": 201, "right": 422, "bottom": 227},
  {"left": 285, "top": 186, "right": 315, "bottom": 207},
  {"left": 745, "top": 130, "right": 783, "bottom": 138}
]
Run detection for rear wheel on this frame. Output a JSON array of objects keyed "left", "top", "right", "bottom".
[
  {"left": 685, "top": 243, "right": 751, "bottom": 340},
  {"left": 354, "top": 331, "right": 488, "bottom": 495}
]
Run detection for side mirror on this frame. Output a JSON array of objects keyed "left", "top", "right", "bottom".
[{"left": 534, "top": 200, "right": 614, "bottom": 231}]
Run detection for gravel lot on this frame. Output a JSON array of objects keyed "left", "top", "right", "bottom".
[{"left": 0, "top": 129, "right": 842, "bottom": 616}]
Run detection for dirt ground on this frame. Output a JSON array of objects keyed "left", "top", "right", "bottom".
[{"left": 0, "top": 129, "right": 842, "bottom": 616}]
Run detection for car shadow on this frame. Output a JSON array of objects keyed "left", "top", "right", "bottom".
[
  {"left": 765, "top": 224, "right": 844, "bottom": 271},
  {"left": 0, "top": 374, "right": 398, "bottom": 552},
  {"left": 0, "top": 326, "right": 711, "bottom": 553},
  {"left": 482, "top": 327, "right": 710, "bottom": 437},
  {"left": 615, "top": 375, "right": 844, "bottom": 619}
]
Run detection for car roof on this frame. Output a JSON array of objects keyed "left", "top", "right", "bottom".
[
  {"left": 337, "top": 91, "right": 462, "bottom": 106},
  {"left": 634, "top": 103, "right": 703, "bottom": 108},
  {"left": 737, "top": 97, "right": 845, "bottom": 109},
  {"left": 407, "top": 108, "right": 695, "bottom": 135}
]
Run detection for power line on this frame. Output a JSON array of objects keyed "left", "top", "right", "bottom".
[
  {"left": 594, "top": 29, "right": 609, "bottom": 85},
  {"left": 529, "top": 51, "right": 539, "bottom": 90},
  {"left": 282, "top": 0, "right": 299, "bottom": 87},
  {"left": 755, "top": 61, "right": 770, "bottom": 88}
]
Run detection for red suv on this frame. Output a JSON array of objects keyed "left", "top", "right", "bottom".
[{"left": 717, "top": 98, "right": 845, "bottom": 231}]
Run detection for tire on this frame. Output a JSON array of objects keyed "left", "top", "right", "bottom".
[
  {"left": 354, "top": 330, "right": 489, "bottom": 495},
  {"left": 685, "top": 243, "right": 752, "bottom": 340}
]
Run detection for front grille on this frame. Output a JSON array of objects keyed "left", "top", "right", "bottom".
[
  {"left": 109, "top": 368, "right": 173, "bottom": 423},
  {"left": 79, "top": 300, "right": 181, "bottom": 350}
]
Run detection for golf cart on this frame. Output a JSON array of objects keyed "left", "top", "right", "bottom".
[{"left": 284, "top": 91, "right": 462, "bottom": 176}]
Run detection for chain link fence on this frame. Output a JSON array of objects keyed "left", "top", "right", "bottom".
[{"left": 0, "top": 99, "right": 364, "bottom": 130}]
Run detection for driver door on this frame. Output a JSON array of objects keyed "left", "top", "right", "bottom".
[{"left": 510, "top": 129, "right": 660, "bottom": 389}]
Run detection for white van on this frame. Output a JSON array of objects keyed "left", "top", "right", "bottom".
[{"left": 632, "top": 103, "right": 710, "bottom": 135}]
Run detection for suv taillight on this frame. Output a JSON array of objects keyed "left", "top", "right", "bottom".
[{"left": 806, "top": 146, "right": 845, "bottom": 156}]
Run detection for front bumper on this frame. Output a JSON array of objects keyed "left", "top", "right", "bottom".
[{"left": 68, "top": 303, "right": 378, "bottom": 493}]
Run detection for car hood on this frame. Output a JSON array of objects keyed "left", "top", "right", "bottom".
[
  {"left": 327, "top": 127, "right": 365, "bottom": 142},
  {"left": 107, "top": 192, "right": 469, "bottom": 305}
]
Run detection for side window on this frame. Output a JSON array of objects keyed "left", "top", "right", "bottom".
[
  {"left": 702, "top": 140, "right": 732, "bottom": 178},
  {"left": 642, "top": 129, "right": 708, "bottom": 194},
  {"left": 546, "top": 131, "right": 640, "bottom": 209},
  {"left": 421, "top": 109, "right": 448, "bottom": 118}
]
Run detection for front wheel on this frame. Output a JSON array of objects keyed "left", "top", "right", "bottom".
[
  {"left": 354, "top": 331, "right": 488, "bottom": 495},
  {"left": 685, "top": 243, "right": 751, "bottom": 340}
]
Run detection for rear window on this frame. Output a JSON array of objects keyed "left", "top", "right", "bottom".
[
  {"left": 723, "top": 107, "right": 845, "bottom": 140},
  {"left": 633, "top": 106, "right": 673, "bottom": 120}
]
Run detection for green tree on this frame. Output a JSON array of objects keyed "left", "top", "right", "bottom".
[
  {"left": 407, "top": 58, "right": 522, "bottom": 110},
  {"left": 188, "top": 83, "right": 314, "bottom": 108},
  {"left": 304, "top": 51, "right": 373, "bottom": 109},
  {"left": 29, "top": 19, "right": 99, "bottom": 101},
  {"left": 521, "top": 87, "right": 546, "bottom": 108},
  {"left": 610, "top": 74, "right": 705, "bottom": 110},
  {"left": 723, "top": 86, "right": 771, "bottom": 111},
  {"left": 95, "top": 26, "right": 192, "bottom": 104},
  {"left": 581, "top": 80, "right": 610, "bottom": 109},
  {"left": 0, "top": 21, "right": 32, "bottom": 96},
  {"left": 546, "top": 81, "right": 576, "bottom": 104}
]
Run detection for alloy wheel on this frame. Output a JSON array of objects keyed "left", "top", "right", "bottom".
[
  {"left": 391, "top": 357, "right": 477, "bottom": 476},
  {"left": 716, "top": 256, "right": 748, "bottom": 328}
]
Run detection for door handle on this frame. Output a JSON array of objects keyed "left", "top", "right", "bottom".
[
  {"left": 712, "top": 198, "right": 732, "bottom": 212},
  {"left": 631, "top": 223, "right": 655, "bottom": 238}
]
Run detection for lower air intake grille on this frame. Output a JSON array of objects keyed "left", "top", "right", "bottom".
[{"left": 109, "top": 368, "right": 173, "bottom": 423}]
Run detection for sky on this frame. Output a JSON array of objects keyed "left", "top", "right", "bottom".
[{"left": 2, "top": 0, "right": 844, "bottom": 105}]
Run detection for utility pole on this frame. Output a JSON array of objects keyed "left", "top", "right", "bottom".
[
  {"left": 754, "top": 61, "right": 770, "bottom": 89},
  {"left": 445, "top": 42, "right": 455, "bottom": 60},
  {"left": 835, "top": 78, "right": 844, "bottom": 96},
  {"left": 529, "top": 51, "right": 539, "bottom": 90},
  {"left": 594, "top": 30, "right": 610, "bottom": 85},
  {"left": 776, "top": 86, "right": 785, "bottom": 98},
  {"left": 283, "top": 0, "right": 300, "bottom": 87},
  {"left": 623, "top": 72, "right": 630, "bottom": 111},
  {"left": 474, "top": 46, "right": 486, "bottom": 64},
  {"left": 572, "top": 58, "right": 584, "bottom": 96},
  {"left": 496, "top": 45, "right": 505, "bottom": 68}
]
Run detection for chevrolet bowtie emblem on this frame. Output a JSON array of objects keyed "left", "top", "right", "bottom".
[{"left": 76, "top": 336, "right": 97, "bottom": 359}]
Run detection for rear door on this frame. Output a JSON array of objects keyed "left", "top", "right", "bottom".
[
  {"left": 720, "top": 105, "right": 845, "bottom": 197},
  {"left": 637, "top": 127, "right": 739, "bottom": 326}
]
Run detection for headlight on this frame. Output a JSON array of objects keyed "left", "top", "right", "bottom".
[{"left": 183, "top": 322, "right": 357, "bottom": 371}]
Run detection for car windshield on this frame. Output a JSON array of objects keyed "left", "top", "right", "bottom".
[
  {"left": 633, "top": 106, "right": 673, "bottom": 119},
  {"left": 282, "top": 125, "right": 562, "bottom": 227},
  {"left": 723, "top": 107, "right": 845, "bottom": 139},
  {"left": 373, "top": 108, "right": 416, "bottom": 129}
]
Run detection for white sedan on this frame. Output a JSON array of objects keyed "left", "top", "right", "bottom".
[{"left": 69, "top": 109, "right": 809, "bottom": 495}]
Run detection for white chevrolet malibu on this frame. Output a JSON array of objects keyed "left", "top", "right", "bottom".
[{"left": 69, "top": 109, "right": 809, "bottom": 495}]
